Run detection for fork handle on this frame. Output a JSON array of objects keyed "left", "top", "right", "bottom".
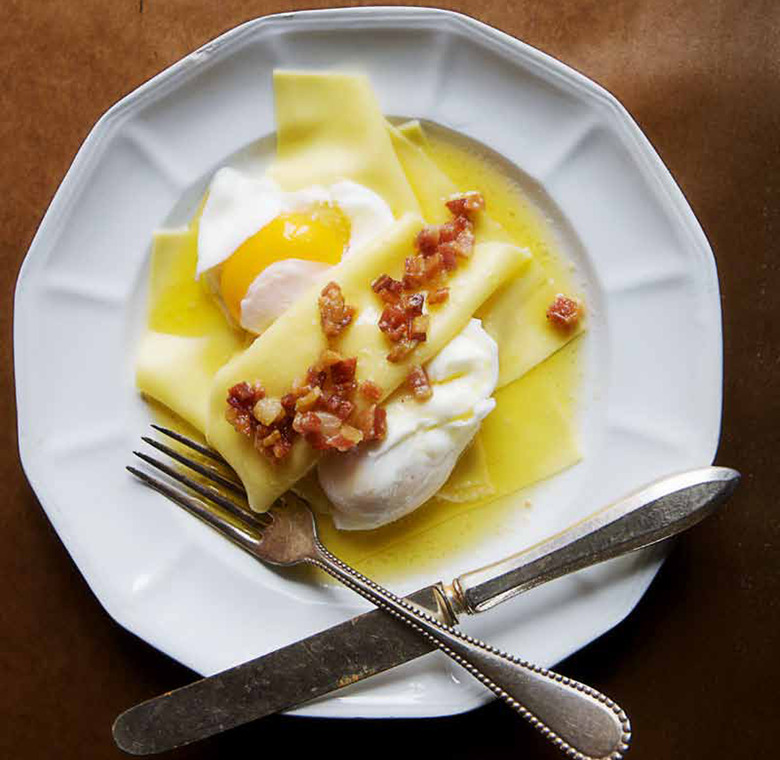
[{"left": 310, "top": 542, "right": 630, "bottom": 760}]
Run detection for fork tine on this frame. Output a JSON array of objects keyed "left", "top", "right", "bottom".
[
  {"left": 141, "top": 436, "right": 245, "bottom": 496},
  {"left": 133, "top": 449, "right": 269, "bottom": 531},
  {"left": 150, "top": 424, "right": 227, "bottom": 463},
  {"left": 127, "top": 466, "right": 264, "bottom": 554}
]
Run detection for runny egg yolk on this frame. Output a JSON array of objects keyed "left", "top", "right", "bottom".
[{"left": 219, "top": 205, "right": 350, "bottom": 322}]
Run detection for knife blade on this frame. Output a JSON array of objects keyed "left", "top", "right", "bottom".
[
  {"left": 113, "top": 586, "right": 445, "bottom": 755},
  {"left": 113, "top": 466, "right": 738, "bottom": 755}
]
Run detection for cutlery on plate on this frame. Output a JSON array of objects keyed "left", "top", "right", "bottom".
[
  {"left": 116, "top": 425, "right": 739, "bottom": 756},
  {"left": 124, "top": 427, "right": 631, "bottom": 758}
]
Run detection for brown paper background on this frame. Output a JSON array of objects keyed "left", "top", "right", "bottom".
[{"left": 2, "top": 2, "right": 778, "bottom": 758}]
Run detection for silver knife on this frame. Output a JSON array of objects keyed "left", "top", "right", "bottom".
[{"left": 113, "top": 466, "right": 738, "bottom": 755}]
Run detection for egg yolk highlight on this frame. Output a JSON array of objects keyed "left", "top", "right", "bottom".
[{"left": 220, "top": 205, "right": 350, "bottom": 322}]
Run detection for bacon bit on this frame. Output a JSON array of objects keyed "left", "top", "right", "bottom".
[
  {"left": 439, "top": 245, "right": 458, "bottom": 271},
  {"left": 400, "top": 292, "right": 424, "bottom": 316},
  {"left": 261, "top": 429, "right": 281, "bottom": 447},
  {"left": 378, "top": 294, "right": 428, "bottom": 360},
  {"left": 227, "top": 381, "right": 265, "bottom": 408},
  {"left": 410, "top": 315, "right": 430, "bottom": 342},
  {"left": 227, "top": 383, "right": 297, "bottom": 459},
  {"left": 354, "top": 404, "right": 387, "bottom": 441},
  {"left": 253, "top": 397, "right": 284, "bottom": 426},
  {"left": 416, "top": 225, "right": 440, "bottom": 256},
  {"left": 407, "top": 366, "right": 432, "bottom": 401},
  {"left": 322, "top": 392, "right": 354, "bottom": 420},
  {"left": 226, "top": 382, "right": 265, "bottom": 436},
  {"left": 295, "top": 386, "right": 322, "bottom": 412},
  {"left": 225, "top": 406, "right": 253, "bottom": 437},
  {"left": 436, "top": 241, "right": 458, "bottom": 262},
  {"left": 318, "top": 281, "right": 355, "bottom": 337},
  {"left": 446, "top": 191, "right": 485, "bottom": 217},
  {"left": 293, "top": 410, "right": 322, "bottom": 436},
  {"left": 373, "top": 406, "right": 388, "bottom": 440},
  {"left": 330, "top": 357, "right": 357, "bottom": 386},
  {"left": 455, "top": 227, "right": 475, "bottom": 257},
  {"left": 328, "top": 424, "right": 364, "bottom": 452},
  {"left": 407, "top": 365, "right": 433, "bottom": 401},
  {"left": 402, "top": 255, "right": 427, "bottom": 290},
  {"left": 439, "top": 229, "right": 475, "bottom": 261},
  {"left": 297, "top": 411, "right": 353, "bottom": 451},
  {"left": 280, "top": 393, "right": 298, "bottom": 414},
  {"left": 422, "top": 252, "right": 444, "bottom": 280},
  {"left": 359, "top": 380, "right": 383, "bottom": 402},
  {"left": 428, "top": 287, "right": 449, "bottom": 305},
  {"left": 371, "top": 274, "right": 403, "bottom": 304},
  {"left": 378, "top": 303, "right": 409, "bottom": 342},
  {"left": 319, "top": 349, "right": 344, "bottom": 367},
  {"left": 333, "top": 381, "right": 357, "bottom": 401},
  {"left": 387, "top": 338, "right": 419, "bottom": 363},
  {"left": 546, "top": 294, "right": 583, "bottom": 331},
  {"left": 353, "top": 405, "right": 374, "bottom": 436},
  {"left": 271, "top": 438, "right": 293, "bottom": 460},
  {"left": 250, "top": 425, "right": 266, "bottom": 451},
  {"left": 439, "top": 214, "right": 472, "bottom": 243},
  {"left": 306, "top": 366, "right": 327, "bottom": 388}
]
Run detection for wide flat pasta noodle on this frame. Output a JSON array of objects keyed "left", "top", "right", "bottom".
[
  {"left": 206, "top": 215, "right": 530, "bottom": 512},
  {"left": 390, "top": 121, "right": 585, "bottom": 389},
  {"left": 269, "top": 71, "right": 420, "bottom": 217},
  {"left": 387, "top": 124, "right": 454, "bottom": 225},
  {"left": 136, "top": 227, "right": 243, "bottom": 433},
  {"left": 146, "top": 227, "right": 228, "bottom": 337},
  {"left": 396, "top": 119, "right": 430, "bottom": 149},
  {"left": 137, "top": 333, "right": 239, "bottom": 433},
  {"left": 477, "top": 340, "right": 581, "bottom": 497},
  {"left": 477, "top": 261, "right": 586, "bottom": 388},
  {"left": 388, "top": 123, "right": 508, "bottom": 245},
  {"left": 435, "top": 436, "right": 495, "bottom": 503}
]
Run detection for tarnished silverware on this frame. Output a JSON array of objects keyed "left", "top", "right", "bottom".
[
  {"left": 126, "top": 426, "right": 632, "bottom": 760},
  {"left": 121, "top": 426, "right": 739, "bottom": 757}
]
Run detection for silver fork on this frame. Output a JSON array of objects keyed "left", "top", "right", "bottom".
[{"left": 129, "top": 426, "right": 630, "bottom": 760}]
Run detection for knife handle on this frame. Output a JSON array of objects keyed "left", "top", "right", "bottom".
[
  {"left": 311, "top": 543, "right": 630, "bottom": 760},
  {"left": 450, "top": 466, "right": 740, "bottom": 615}
]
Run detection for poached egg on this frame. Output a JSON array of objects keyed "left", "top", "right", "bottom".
[
  {"left": 197, "top": 167, "right": 394, "bottom": 333},
  {"left": 318, "top": 319, "right": 499, "bottom": 530}
]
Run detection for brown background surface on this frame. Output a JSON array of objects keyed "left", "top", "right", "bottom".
[{"left": 2, "top": 1, "right": 778, "bottom": 758}]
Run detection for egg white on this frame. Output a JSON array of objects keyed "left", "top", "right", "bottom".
[
  {"left": 196, "top": 169, "right": 282, "bottom": 276},
  {"left": 240, "top": 259, "right": 330, "bottom": 335}
]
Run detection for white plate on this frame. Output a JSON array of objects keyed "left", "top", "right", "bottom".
[{"left": 14, "top": 8, "right": 722, "bottom": 718}]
